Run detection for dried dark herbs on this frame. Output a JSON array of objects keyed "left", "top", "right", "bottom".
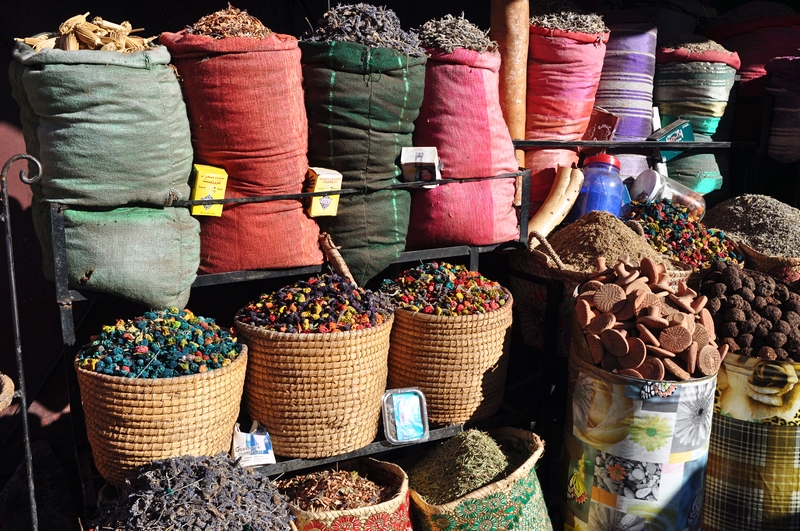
[
  {"left": 186, "top": 4, "right": 272, "bottom": 39},
  {"left": 274, "top": 469, "right": 396, "bottom": 512},
  {"left": 88, "top": 453, "right": 293, "bottom": 531},
  {"left": 305, "top": 3, "right": 425, "bottom": 57},
  {"left": 415, "top": 14, "right": 497, "bottom": 54},
  {"left": 662, "top": 34, "right": 732, "bottom": 54},
  {"left": 529, "top": 0, "right": 608, "bottom": 34}
]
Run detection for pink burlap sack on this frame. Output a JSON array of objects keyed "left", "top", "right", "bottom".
[
  {"left": 525, "top": 25, "right": 609, "bottom": 215},
  {"left": 406, "top": 48, "right": 519, "bottom": 249},
  {"left": 161, "top": 31, "right": 323, "bottom": 273}
]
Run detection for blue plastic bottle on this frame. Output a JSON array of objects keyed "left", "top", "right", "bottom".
[{"left": 571, "top": 154, "right": 624, "bottom": 219}]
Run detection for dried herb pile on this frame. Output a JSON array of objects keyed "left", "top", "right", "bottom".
[
  {"left": 703, "top": 194, "right": 800, "bottom": 258},
  {"left": 416, "top": 14, "right": 497, "bottom": 54},
  {"left": 662, "top": 34, "right": 733, "bottom": 54},
  {"left": 88, "top": 454, "right": 293, "bottom": 531},
  {"left": 407, "top": 430, "right": 509, "bottom": 505},
  {"left": 530, "top": 0, "right": 608, "bottom": 34},
  {"left": 186, "top": 4, "right": 272, "bottom": 39},
  {"left": 77, "top": 308, "right": 243, "bottom": 378},
  {"left": 275, "top": 469, "right": 397, "bottom": 512},
  {"left": 16, "top": 13, "right": 155, "bottom": 53},
  {"left": 709, "top": 1, "right": 797, "bottom": 27},
  {"left": 548, "top": 211, "right": 671, "bottom": 273},
  {"left": 305, "top": 3, "right": 425, "bottom": 56},
  {"left": 236, "top": 273, "right": 393, "bottom": 333},
  {"left": 380, "top": 262, "right": 509, "bottom": 316}
]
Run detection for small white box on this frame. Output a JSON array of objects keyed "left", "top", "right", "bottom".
[{"left": 400, "top": 147, "right": 442, "bottom": 186}]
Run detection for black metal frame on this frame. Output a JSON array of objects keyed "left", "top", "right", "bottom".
[
  {"left": 50, "top": 169, "right": 531, "bottom": 344},
  {"left": 1, "top": 154, "right": 42, "bottom": 531}
]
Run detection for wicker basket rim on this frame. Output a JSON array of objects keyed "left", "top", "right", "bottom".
[
  {"left": 287, "top": 458, "right": 409, "bottom": 518},
  {"left": 73, "top": 344, "right": 248, "bottom": 386},
  {"left": 410, "top": 427, "right": 545, "bottom": 511},
  {"left": 394, "top": 289, "right": 514, "bottom": 323},
  {"left": 739, "top": 240, "right": 800, "bottom": 264},
  {"left": 529, "top": 245, "right": 693, "bottom": 279},
  {"left": 235, "top": 313, "right": 395, "bottom": 341}
]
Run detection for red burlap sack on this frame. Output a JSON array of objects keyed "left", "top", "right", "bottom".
[
  {"left": 524, "top": 26, "right": 608, "bottom": 215},
  {"left": 160, "top": 31, "right": 322, "bottom": 273},
  {"left": 406, "top": 48, "right": 519, "bottom": 249}
]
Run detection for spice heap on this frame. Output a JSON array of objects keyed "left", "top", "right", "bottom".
[
  {"left": 275, "top": 468, "right": 397, "bottom": 511},
  {"left": 547, "top": 211, "right": 679, "bottom": 273},
  {"left": 700, "top": 262, "right": 800, "bottom": 362},
  {"left": 380, "top": 262, "right": 508, "bottom": 316},
  {"left": 237, "top": 273, "right": 392, "bottom": 333},
  {"left": 529, "top": 0, "right": 608, "bottom": 34},
  {"left": 77, "top": 308, "right": 242, "bottom": 379},
  {"left": 16, "top": 13, "right": 155, "bottom": 53},
  {"left": 622, "top": 199, "right": 743, "bottom": 271},
  {"left": 575, "top": 255, "right": 726, "bottom": 381},
  {"left": 708, "top": 1, "right": 797, "bottom": 28},
  {"left": 702, "top": 194, "right": 800, "bottom": 258},
  {"left": 88, "top": 453, "right": 292, "bottom": 531},
  {"left": 662, "top": 34, "right": 734, "bottom": 55},
  {"left": 185, "top": 4, "right": 272, "bottom": 39},
  {"left": 305, "top": 3, "right": 425, "bottom": 57},
  {"left": 416, "top": 14, "right": 497, "bottom": 54},
  {"left": 407, "top": 430, "right": 509, "bottom": 505}
]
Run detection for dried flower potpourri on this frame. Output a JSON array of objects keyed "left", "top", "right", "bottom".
[
  {"left": 88, "top": 453, "right": 293, "bottom": 531},
  {"left": 237, "top": 273, "right": 392, "bottom": 333},
  {"left": 529, "top": 0, "right": 608, "bottom": 34},
  {"left": 77, "top": 308, "right": 242, "bottom": 378},
  {"left": 15, "top": 13, "right": 155, "bottom": 53},
  {"left": 381, "top": 262, "right": 508, "bottom": 316},
  {"left": 275, "top": 469, "right": 397, "bottom": 512},
  {"left": 622, "top": 199, "right": 743, "bottom": 271},
  {"left": 305, "top": 3, "right": 425, "bottom": 56},
  {"left": 415, "top": 14, "right": 497, "bottom": 54},
  {"left": 185, "top": 4, "right": 272, "bottom": 39}
]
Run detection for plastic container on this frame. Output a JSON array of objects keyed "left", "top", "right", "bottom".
[
  {"left": 629, "top": 168, "right": 707, "bottom": 219},
  {"left": 381, "top": 387, "right": 429, "bottom": 445},
  {"left": 570, "top": 154, "right": 625, "bottom": 219}
]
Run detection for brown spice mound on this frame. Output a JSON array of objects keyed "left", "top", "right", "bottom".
[
  {"left": 662, "top": 34, "right": 733, "bottom": 55},
  {"left": 187, "top": 4, "right": 272, "bottom": 39},
  {"left": 416, "top": 13, "right": 497, "bottom": 54},
  {"left": 274, "top": 469, "right": 396, "bottom": 512},
  {"left": 548, "top": 211, "right": 671, "bottom": 272}
]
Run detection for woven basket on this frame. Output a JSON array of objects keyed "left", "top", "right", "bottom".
[
  {"left": 288, "top": 458, "right": 412, "bottom": 531},
  {"left": 738, "top": 241, "right": 800, "bottom": 287},
  {"left": 387, "top": 290, "right": 513, "bottom": 425},
  {"left": 0, "top": 372, "right": 14, "bottom": 412},
  {"left": 235, "top": 315, "right": 393, "bottom": 458},
  {"left": 75, "top": 347, "right": 248, "bottom": 488},
  {"left": 409, "top": 427, "right": 552, "bottom": 531}
]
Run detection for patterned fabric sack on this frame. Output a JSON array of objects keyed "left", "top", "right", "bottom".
[
  {"left": 703, "top": 353, "right": 800, "bottom": 530},
  {"left": 288, "top": 459, "right": 412, "bottom": 531},
  {"left": 564, "top": 352, "right": 715, "bottom": 531},
  {"left": 409, "top": 427, "right": 552, "bottom": 531}
]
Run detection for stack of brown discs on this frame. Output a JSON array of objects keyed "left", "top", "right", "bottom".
[{"left": 575, "top": 255, "right": 728, "bottom": 381}]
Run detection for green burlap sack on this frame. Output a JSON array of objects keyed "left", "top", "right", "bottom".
[
  {"left": 8, "top": 43, "right": 192, "bottom": 207},
  {"left": 300, "top": 40, "right": 425, "bottom": 285},
  {"left": 31, "top": 187, "right": 200, "bottom": 309}
]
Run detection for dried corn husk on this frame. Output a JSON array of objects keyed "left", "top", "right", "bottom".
[{"left": 15, "top": 13, "right": 155, "bottom": 53}]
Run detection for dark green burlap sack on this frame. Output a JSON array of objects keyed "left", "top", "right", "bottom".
[
  {"left": 300, "top": 40, "right": 425, "bottom": 285},
  {"left": 9, "top": 43, "right": 192, "bottom": 207},
  {"left": 31, "top": 187, "right": 200, "bottom": 309}
]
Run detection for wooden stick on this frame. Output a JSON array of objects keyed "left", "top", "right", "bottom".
[{"left": 319, "top": 232, "right": 357, "bottom": 288}]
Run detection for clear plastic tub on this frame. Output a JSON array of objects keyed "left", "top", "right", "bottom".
[
  {"left": 381, "top": 388, "right": 429, "bottom": 445},
  {"left": 629, "top": 168, "right": 707, "bottom": 219}
]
